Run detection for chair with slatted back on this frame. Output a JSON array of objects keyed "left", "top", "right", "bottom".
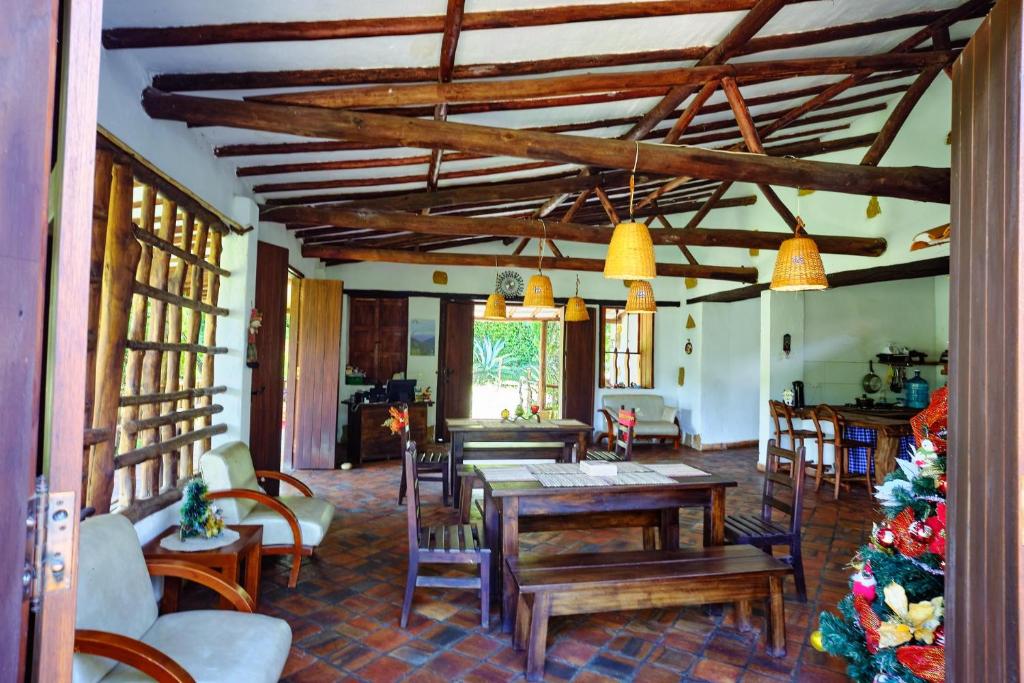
[
  {"left": 768, "top": 400, "right": 817, "bottom": 453},
  {"left": 585, "top": 407, "right": 635, "bottom": 462},
  {"left": 724, "top": 440, "right": 807, "bottom": 602},
  {"left": 398, "top": 442, "right": 450, "bottom": 507},
  {"left": 810, "top": 405, "right": 877, "bottom": 499},
  {"left": 398, "top": 406, "right": 490, "bottom": 628}
]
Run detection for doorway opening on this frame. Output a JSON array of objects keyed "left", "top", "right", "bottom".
[{"left": 470, "top": 305, "right": 563, "bottom": 419}]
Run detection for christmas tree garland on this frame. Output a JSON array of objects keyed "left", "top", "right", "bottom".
[{"left": 812, "top": 387, "right": 948, "bottom": 683}]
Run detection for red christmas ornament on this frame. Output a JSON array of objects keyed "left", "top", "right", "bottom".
[
  {"left": 875, "top": 526, "right": 897, "bottom": 549},
  {"left": 934, "top": 624, "right": 945, "bottom": 646},
  {"left": 852, "top": 570, "right": 877, "bottom": 602},
  {"left": 909, "top": 520, "right": 935, "bottom": 543},
  {"left": 854, "top": 596, "right": 881, "bottom": 654},
  {"left": 890, "top": 507, "right": 929, "bottom": 558},
  {"left": 935, "top": 475, "right": 947, "bottom": 496}
]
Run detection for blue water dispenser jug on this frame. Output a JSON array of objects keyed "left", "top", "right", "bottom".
[{"left": 904, "top": 370, "right": 930, "bottom": 409}]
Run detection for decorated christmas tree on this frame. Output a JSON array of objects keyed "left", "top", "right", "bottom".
[
  {"left": 178, "top": 476, "right": 225, "bottom": 540},
  {"left": 812, "top": 387, "right": 948, "bottom": 683}
]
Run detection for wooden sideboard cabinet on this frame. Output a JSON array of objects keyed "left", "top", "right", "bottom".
[{"left": 344, "top": 401, "right": 430, "bottom": 464}]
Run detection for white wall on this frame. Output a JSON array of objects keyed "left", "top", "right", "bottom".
[{"left": 696, "top": 298, "right": 760, "bottom": 447}]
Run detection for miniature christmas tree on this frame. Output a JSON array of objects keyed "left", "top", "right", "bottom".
[
  {"left": 812, "top": 388, "right": 948, "bottom": 683},
  {"left": 178, "top": 476, "right": 225, "bottom": 540}
]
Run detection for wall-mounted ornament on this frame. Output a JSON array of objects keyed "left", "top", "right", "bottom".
[
  {"left": 678, "top": 367, "right": 686, "bottom": 386},
  {"left": 684, "top": 277, "right": 698, "bottom": 289},
  {"left": 686, "top": 314, "right": 696, "bottom": 329},
  {"left": 866, "top": 195, "right": 881, "bottom": 219},
  {"left": 246, "top": 308, "right": 262, "bottom": 369},
  {"left": 495, "top": 270, "right": 524, "bottom": 298},
  {"left": 684, "top": 339, "right": 693, "bottom": 355},
  {"left": 432, "top": 270, "right": 448, "bottom": 285},
  {"left": 946, "top": 131, "right": 952, "bottom": 145},
  {"left": 798, "top": 188, "right": 815, "bottom": 197},
  {"left": 783, "top": 333, "right": 792, "bottom": 358}
]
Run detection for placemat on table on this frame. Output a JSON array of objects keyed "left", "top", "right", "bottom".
[
  {"left": 159, "top": 528, "right": 240, "bottom": 552},
  {"left": 606, "top": 471, "right": 677, "bottom": 486},
  {"left": 613, "top": 462, "right": 652, "bottom": 473},
  {"left": 480, "top": 467, "right": 536, "bottom": 482},
  {"left": 536, "top": 473, "right": 609, "bottom": 488},
  {"left": 647, "top": 463, "right": 709, "bottom": 477},
  {"left": 528, "top": 463, "right": 580, "bottom": 474}
]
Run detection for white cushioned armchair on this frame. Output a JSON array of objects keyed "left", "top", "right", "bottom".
[
  {"left": 74, "top": 514, "right": 291, "bottom": 683},
  {"left": 598, "top": 394, "right": 681, "bottom": 449},
  {"left": 200, "top": 441, "right": 334, "bottom": 587}
]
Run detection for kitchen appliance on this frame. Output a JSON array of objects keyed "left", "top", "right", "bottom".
[
  {"left": 862, "top": 361, "right": 882, "bottom": 394},
  {"left": 791, "top": 381, "right": 805, "bottom": 408},
  {"left": 904, "top": 370, "right": 930, "bottom": 409}
]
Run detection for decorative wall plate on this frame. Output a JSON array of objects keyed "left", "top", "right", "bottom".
[{"left": 496, "top": 270, "right": 524, "bottom": 298}]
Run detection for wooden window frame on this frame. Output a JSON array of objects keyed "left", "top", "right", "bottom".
[{"left": 598, "top": 306, "right": 654, "bottom": 389}]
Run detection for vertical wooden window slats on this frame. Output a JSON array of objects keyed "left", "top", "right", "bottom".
[{"left": 85, "top": 159, "right": 231, "bottom": 518}]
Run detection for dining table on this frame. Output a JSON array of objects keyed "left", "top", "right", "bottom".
[
  {"left": 446, "top": 417, "right": 591, "bottom": 505},
  {"left": 477, "top": 461, "right": 737, "bottom": 631},
  {"left": 794, "top": 406, "right": 916, "bottom": 477}
]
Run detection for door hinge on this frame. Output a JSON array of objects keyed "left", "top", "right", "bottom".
[{"left": 23, "top": 476, "right": 75, "bottom": 612}]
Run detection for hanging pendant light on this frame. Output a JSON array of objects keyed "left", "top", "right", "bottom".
[
  {"left": 625, "top": 280, "right": 657, "bottom": 314},
  {"left": 604, "top": 143, "right": 656, "bottom": 280},
  {"left": 523, "top": 222, "right": 555, "bottom": 308},
  {"left": 769, "top": 217, "right": 829, "bottom": 292},
  {"left": 564, "top": 275, "right": 589, "bottom": 322},
  {"left": 482, "top": 256, "right": 508, "bottom": 319}
]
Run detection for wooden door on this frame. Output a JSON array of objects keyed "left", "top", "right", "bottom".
[
  {"left": 562, "top": 308, "right": 597, "bottom": 436},
  {"left": 292, "top": 280, "right": 343, "bottom": 469},
  {"left": 250, "top": 242, "right": 289, "bottom": 493},
  {"left": 949, "top": 3, "right": 1023, "bottom": 678},
  {"left": 438, "top": 300, "right": 475, "bottom": 440},
  {"left": 348, "top": 297, "right": 379, "bottom": 381},
  {"left": 378, "top": 297, "right": 408, "bottom": 381},
  {"left": 3, "top": 0, "right": 102, "bottom": 678}
]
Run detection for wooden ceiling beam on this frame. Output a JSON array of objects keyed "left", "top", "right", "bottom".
[
  {"left": 268, "top": 205, "right": 885, "bottom": 256},
  {"left": 248, "top": 52, "right": 951, "bottom": 109},
  {"left": 302, "top": 245, "right": 759, "bottom": 282},
  {"left": 105, "top": 1, "right": 793, "bottom": 49},
  {"left": 145, "top": 89, "right": 949, "bottom": 203},
  {"left": 861, "top": 64, "right": 945, "bottom": 166},
  {"left": 151, "top": 7, "right": 975, "bottom": 92}
]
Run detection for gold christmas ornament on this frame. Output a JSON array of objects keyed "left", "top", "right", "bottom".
[
  {"left": 625, "top": 279, "right": 656, "bottom": 313},
  {"left": 564, "top": 276, "right": 589, "bottom": 322},
  {"left": 604, "top": 143, "right": 656, "bottom": 280}
]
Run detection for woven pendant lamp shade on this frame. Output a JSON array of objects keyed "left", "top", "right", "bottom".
[
  {"left": 565, "top": 296, "right": 589, "bottom": 321},
  {"left": 770, "top": 234, "right": 828, "bottom": 291},
  {"left": 523, "top": 273, "right": 555, "bottom": 308},
  {"left": 482, "top": 292, "right": 507, "bottom": 320},
  {"left": 625, "top": 280, "right": 657, "bottom": 313},
  {"left": 604, "top": 221, "right": 656, "bottom": 280}
]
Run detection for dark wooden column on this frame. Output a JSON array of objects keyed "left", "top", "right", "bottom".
[{"left": 949, "top": 1, "right": 1023, "bottom": 679}]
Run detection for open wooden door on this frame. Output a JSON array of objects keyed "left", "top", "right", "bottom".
[
  {"left": 0, "top": 0, "right": 103, "bottom": 679},
  {"left": 250, "top": 242, "right": 289, "bottom": 493},
  {"left": 562, "top": 307, "right": 597, "bottom": 437},
  {"left": 437, "top": 300, "right": 475, "bottom": 441},
  {"left": 291, "top": 280, "right": 343, "bottom": 469},
  {"left": 949, "top": 3, "right": 1024, "bottom": 678}
]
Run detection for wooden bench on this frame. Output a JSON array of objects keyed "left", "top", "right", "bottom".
[{"left": 508, "top": 545, "right": 791, "bottom": 681}]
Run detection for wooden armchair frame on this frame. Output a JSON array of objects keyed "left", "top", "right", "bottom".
[
  {"left": 74, "top": 559, "right": 255, "bottom": 683},
  {"left": 205, "top": 484, "right": 312, "bottom": 588},
  {"left": 597, "top": 407, "right": 681, "bottom": 449}
]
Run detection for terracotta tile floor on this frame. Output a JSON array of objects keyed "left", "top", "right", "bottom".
[{"left": 188, "top": 446, "right": 871, "bottom": 681}]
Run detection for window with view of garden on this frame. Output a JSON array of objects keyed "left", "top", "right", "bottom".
[{"left": 600, "top": 306, "right": 654, "bottom": 389}]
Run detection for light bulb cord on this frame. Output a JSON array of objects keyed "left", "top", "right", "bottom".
[
  {"left": 538, "top": 221, "right": 547, "bottom": 274},
  {"left": 628, "top": 142, "right": 640, "bottom": 220}
]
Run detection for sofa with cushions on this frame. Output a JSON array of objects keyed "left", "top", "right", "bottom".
[{"left": 597, "top": 393, "right": 681, "bottom": 449}]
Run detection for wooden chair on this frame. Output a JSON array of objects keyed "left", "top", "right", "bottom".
[
  {"left": 586, "top": 407, "right": 635, "bottom": 462},
  {"left": 810, "top": 405, "right": 877, "bottom": 499},
  {"left": 200, "top": 442, "right": 334, "bottom": 588},
  {"left": 398, "top": 406, "right": 491, "bottom": 628},
  {"left": 73, "top": 514, "right": 291, "bottom": 683},
  {"left": 398, "top": 442, "right": 451, "bottom": 506},
  {"left": 724, "top": 440, "right": 807, "bottom": 602},
  {"left": 768, "top": 400, "right": 817, "bottom": 452}
]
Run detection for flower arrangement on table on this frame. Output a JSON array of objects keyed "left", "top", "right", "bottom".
[
  {"left": 383, "top": 406, "right": 409, "bottom": 434},
  {"left": 812, "top": 387, "right": 948, "bottom": 683},
  {"left": 178, "top": 477, "right": 226, "bottom": 540}
]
